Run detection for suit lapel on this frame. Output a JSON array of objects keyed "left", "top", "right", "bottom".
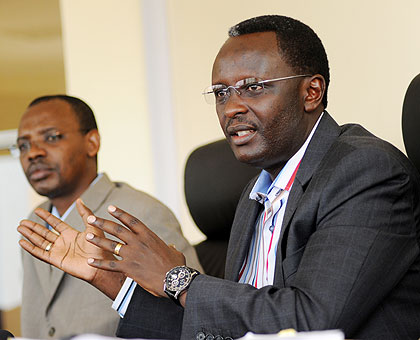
[
  {"left": 274, "top": 112, "right": 341, "bottom": 282},
  {"left": 45, "top": 173, "right": 116, "bottom": 308}
]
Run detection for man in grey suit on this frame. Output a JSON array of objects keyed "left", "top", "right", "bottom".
[
  {"left": 16, "top": 95, "right": 202, "bottom": 339},
  {"left": 18, "top": 15, "right": 420, "bottom": 340}
]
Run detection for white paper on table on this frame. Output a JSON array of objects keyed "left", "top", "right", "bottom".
[{"left": 238, "top": 329, "right": 345, "bottom": 340}]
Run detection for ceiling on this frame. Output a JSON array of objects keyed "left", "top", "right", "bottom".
[{"left": 0, "top": 0, "right": 65, "bottom": 131}]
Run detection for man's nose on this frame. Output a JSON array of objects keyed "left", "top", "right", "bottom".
[
  {"left": 222, "top": 90, "right": 248, "bottom": 118},
  {"left": 26, "top": 141, "right": 47, "bottom": 161}
]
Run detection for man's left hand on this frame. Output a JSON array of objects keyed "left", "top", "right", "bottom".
[{"left": 84, "top": 204, "right": 186, "bottom": 297}]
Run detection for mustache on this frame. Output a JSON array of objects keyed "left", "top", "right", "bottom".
[
  {"left": 26, "top": 161, "right": 55, "bottom": 177},
  {"left": 225, "top": 116, "right": 258, "bottom": 130}
]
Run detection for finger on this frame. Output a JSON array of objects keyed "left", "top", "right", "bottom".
[
  {"left": 107, "top": 205, "right": 167, "bottom": 249},
  {"left": 50, "top": 228, "right": 60, "bottom": 237},
  {"left": 86, "top": 232, "right": 125, "bottom": 257},
  {"left": 18, "top": 226, "right": 54, "bottom": 253},
  {"left": 76, "top": 198, "right": 94, "bottom": 223},
  {"left": 85, "top": 214, "right": 132, "bottom": 244},
  {"left": 34, "top": 208, "right": 69, "bottom": 233},
  {"left": 87, "top": 257, "right": 122, "bottom": 272},
  {"left": 19, "top": 239, "right": 52, "bottom": 263},
  {"left": 18, "top": 219, "right": 58, "bottom": 243},
  {"left": 107, "top": 205, "right": 149, "bottom": 235}
]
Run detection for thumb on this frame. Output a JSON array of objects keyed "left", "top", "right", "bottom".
[
  {"left": 76, "top": 198, "right": 93, "bottom": 222},
  {"left": 76, "top": 199, "right": 105, "bottom": 237}
]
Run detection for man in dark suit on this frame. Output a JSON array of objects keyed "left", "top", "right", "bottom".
[{"left": 18, "top": 15, "right": 420, "bottom": 340}]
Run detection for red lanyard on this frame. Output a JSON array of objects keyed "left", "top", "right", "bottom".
[
  {"left": 263, "top": 160, "right": 301, "bottom": 284},
  {"left": 285, "top": 160, "right": 301, "bottom": 191}
]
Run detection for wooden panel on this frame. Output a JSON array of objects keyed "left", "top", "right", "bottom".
[
  {"left": 0, "top": 0, "right": 65, "bottom": 131},
  {"left": 0, "top": 306, "right": 21, "bottom": 337}
]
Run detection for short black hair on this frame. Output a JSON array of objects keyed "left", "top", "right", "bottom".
[
  {"left": 28, "top": 94, "right": 98, "bottom": 133},
  {"left": 229, "top": 15, "right": 330, "bottom": 108}
]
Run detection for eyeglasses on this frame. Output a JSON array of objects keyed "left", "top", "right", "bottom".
[
  {"left": 202, "top": 74, "right": 311, "bottom": 105},
  {"left": 9, "top": 129, "right": 89, "bottom": 158}
]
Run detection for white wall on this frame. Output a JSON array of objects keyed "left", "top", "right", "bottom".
[
  {"left": 59, "top": 0, "right": 191, "bottom": 238},
  {"left": 59, "top": 0, "right": 155, "bottom": 198},
  {"left": 0, "top": 156, "right": 30, "bottom": 309}
]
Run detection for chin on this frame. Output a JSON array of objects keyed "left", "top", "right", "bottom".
[
  {"left": 33, "top": 188, "right": 55, "bottom": 198},
  {"left": 232, "top": 150, "right": 265, "bottom": 168},
  {"left": 32, "top": 183, "right": 60, "bottom": 198},
  {"left": 226, "top": 135, "right": 261, "bottom": 161}
]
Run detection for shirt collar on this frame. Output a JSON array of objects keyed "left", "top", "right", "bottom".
[{"left": 250, "top": 112, "right": 324, "bottom": 204}]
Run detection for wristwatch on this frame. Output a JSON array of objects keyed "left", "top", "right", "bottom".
[{"left": 163, "top": 265, "right": 200, "bottom": 305}]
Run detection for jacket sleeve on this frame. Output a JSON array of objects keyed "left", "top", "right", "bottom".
[{"left": 116, "top": 285, "right": 184, "bottom": 339}]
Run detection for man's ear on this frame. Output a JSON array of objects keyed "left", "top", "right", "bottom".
[
  {"left": 303, "top": 75, "right": 325, "bottom": 113},
  {"left": 85, "top": 129, "right": 100, "bottom": 158}
]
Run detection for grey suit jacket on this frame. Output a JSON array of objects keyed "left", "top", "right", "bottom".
[
  {"left": 21, "top": 173, "right": 202, "bottom": 339},
  {"left": 119, "top": 113, "right": 420, "bottom": 340}
]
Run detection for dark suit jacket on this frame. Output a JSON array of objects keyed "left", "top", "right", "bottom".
[{"left": 117, "top": 112, "right": 420, "bottom": 340}]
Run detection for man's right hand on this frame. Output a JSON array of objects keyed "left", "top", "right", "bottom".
[{"left": 17, "top": 199, "right": 125, "bottom": 299}]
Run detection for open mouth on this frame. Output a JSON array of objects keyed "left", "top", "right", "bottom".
[
  {"left": 226, "top": 121, "right": 258, "bottom": 145},
  {"left": 230, "top": 129, "right": 256, "bottom": 145},
  {"left": 236, "top": 130, "right": 255, "bottom": 137}
]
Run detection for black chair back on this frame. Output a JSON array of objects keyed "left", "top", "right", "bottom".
[
  {"left": 184, "top": 139, "right": 259, "bottom": 278},
  {"left": 402, "top": 73, "right": 420, "bottom": 174}
]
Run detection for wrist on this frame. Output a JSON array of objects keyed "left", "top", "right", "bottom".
[
  {"left": 163, "top": 265, "right": 199, "bottom": 306},
  {"left": 179, "top": 290, "right": 188, "bottom": 307},
  {"left": 92, "top": 270, "right": 126, "bottom": 300}
]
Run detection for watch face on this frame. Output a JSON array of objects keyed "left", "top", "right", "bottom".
[{"left": 166, "top": 266, "right": 192, "bottom": 292}]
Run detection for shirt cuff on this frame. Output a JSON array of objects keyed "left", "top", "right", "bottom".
[{"left": 112, "top": 277, "right": 137, "bottom": 318}]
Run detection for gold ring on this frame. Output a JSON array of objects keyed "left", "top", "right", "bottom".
[
  {"left": 114, "top": 242, "right": 123, "bottom": 256},
  {"left": 45, "top": 242, "right": 53, "bottom": 252},
  {"left": 50, "top": 228, "right": 60, "bottom": 236}
]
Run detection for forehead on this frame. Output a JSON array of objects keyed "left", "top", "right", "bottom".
[
  {"left": 18, "top": 100, "right": 79, "bottom": 136},
  {"left": 212, "top": 31, "right": 288, "bottom": 83}
]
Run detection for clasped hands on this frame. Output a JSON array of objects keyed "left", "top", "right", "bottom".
[{"left": 17, "top": 199, "right": 186, "bottom": 299}]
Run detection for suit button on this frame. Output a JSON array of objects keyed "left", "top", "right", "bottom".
[
  {"left": 196, "top": 331, "right": 206, "bottom": 340},
  {"left": 225, "top": 337, "right": 233, "bottom": 340},
  {"left": 214, "top": 336, "right": 223, "bottom": 340},
  {"left": 205, "top": 334, "right": 215, "bottom": 340},
  {"left": 48, "top": 327, "right": 55, "bottom": 337}
]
